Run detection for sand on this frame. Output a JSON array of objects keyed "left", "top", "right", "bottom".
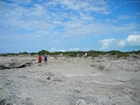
[{"left": 0, "top": 56, "right": 140, "bottom": 105}]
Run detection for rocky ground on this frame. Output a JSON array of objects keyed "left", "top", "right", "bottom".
[{"left": 0, "top": 55, "right": 140, "bottom": 105}]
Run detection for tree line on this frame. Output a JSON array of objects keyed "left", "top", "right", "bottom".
[{"left": 0, "top": 50, "right": 140, "bottom": 58}]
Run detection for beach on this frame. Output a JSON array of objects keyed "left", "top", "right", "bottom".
[{"left": 0, "top": 55, "right": 140, "bottom": 105}]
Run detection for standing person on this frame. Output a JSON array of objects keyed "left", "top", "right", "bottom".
[
  {"left": 38, "top": 55, "right": 42, "bottom": 66},
  {"left": 44, "top": 54, "right": 48, "bottom": 64},
  {"left": 84, "top": 53, "right": 88, "bottom": 57}
]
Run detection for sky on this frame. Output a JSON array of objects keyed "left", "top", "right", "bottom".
[{"left": 0, "top": 0, "right": 140, "bottom": 53}]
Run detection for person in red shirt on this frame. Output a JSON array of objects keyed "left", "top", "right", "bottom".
[{"left": 38, "top": 55, "right": 42, "bottom": 66}]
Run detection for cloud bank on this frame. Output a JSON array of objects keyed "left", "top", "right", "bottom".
[
  {"left": 100, "top": 35, "right": 140, "bottom": 51},
  {"left": 119, "top": 35, "right": 140, "bottom": 47}
]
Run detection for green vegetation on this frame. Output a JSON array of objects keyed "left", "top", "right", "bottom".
[
  {"left": 0, "top": 50, "right": 140, "bottom": 58},
  {"left": 21, "top": 51, "right": 28, "bottom": 55},
  {"left": 30, "top": 52, "right": 38, "bottom": 56},
  {"left": 38, "top": 50, "right": 50, "bottom": 55}
]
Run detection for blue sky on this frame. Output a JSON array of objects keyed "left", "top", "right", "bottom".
[{"left": 0, "top": 0, "right": 140, "bottom": 53}]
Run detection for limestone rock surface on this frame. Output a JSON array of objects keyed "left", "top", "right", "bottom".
[{"left": 0, "top": 56, "right": 140, "bottom": 105}]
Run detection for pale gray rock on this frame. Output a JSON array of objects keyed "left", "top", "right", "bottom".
[
  {"left": 0, "top": 57, "right": 36, "bottom": 70},
  {"left": 0, "top": 80, "right": 11, "bottom": 105},
  {"left": 0, "top": 56, "right": 140, "bottom": 105}
]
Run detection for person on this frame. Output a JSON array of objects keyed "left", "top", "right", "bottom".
[
  {"left": 38, "top": 55, "right": 42, "bottom": 66},
  {"left": 44, "top": 54, "right": 48, "bottom": 64},
  {"left": 84, "top": 53, "right": 88, "bottom": 57}
]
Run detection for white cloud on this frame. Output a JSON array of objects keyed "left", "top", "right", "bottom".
[
  {"left": 99, "top": 35, "right": 140, "bottom": 51},
  {"left": 80, "top": 13, "right": 94, "bottom": 20},
  {"left": 62, "top": 22, "right": 136, "bottom": 38},
  {"left": 47, "top": 0, "right": 110, "bottom": 14},
  {"left": 0, "top": 0, "right": 137, "bottom": 40},
  {"left": 119, "top": 40, "right": 125, "bottom": 47},
  {"left": 50, "top": 48, "right": 65, "bottom": 52},
  {"left": 119, "top": 35, "right": 140, "bottom": 47},
  {"left": 118, "top": 15, "right": 131, "bottom": 20},
  {"left": 99, "top": 39, "right": 115, "bottom": 50},
  {"left": 50, "top": 47, "right": 81, "bottom": 52},
  {"left": 69, "top": 47, "right": 80, "bottom": 51},
  {"left": 50, "top": 48, "right": 56, "bottom": 52}
]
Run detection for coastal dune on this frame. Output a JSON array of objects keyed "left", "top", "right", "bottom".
[{"left": 0, "top": 55, "right": 140, "bottom": 105}]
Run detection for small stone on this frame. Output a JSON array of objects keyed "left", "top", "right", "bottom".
[{"left": 47, "top": 77, "right": 51, "bottom": 80}]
